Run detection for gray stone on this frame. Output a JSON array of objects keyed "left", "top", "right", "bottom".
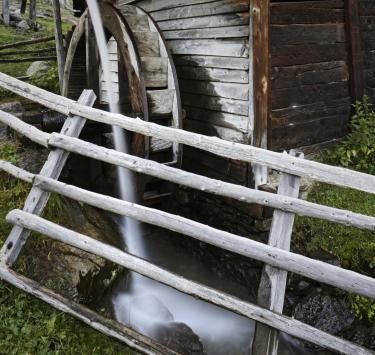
[
  {"left": 26, "top": 61, "right": 50, "bottom": 77},
  {"left": 0, "top": 101, "right": 24, "bottom": 118},
  {"left": 16, "top": 19, "right": 30, "bottom": 30}
]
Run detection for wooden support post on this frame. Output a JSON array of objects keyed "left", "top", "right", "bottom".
[
  {"left": 0, "top": 90, "right": 96, "bottom": 267},
  {"left": 251, "top": 0, "right": 270, "bottom": 187},
  {"left": 2, "top": 0, "right": 10, "bottom": 26},
  {"left": 345, "top": 0, "right": 364, "bottom": 102},
  {"left": 29, "top": 0, "right": 36, "bottom": 26},
  {"left": 52, "top": 0, "right": 66, "bottom": 94},
  {"left": 252, "top": 150, "right": 303, "bottom": 355},
  {"left": 20, "top": 0, "right": 27, "bottom": 14}
]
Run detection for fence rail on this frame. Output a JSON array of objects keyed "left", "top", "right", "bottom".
[
  {"left": 0, "top": 76, "right": 374, "bottom": 355},
  {"left": 0, "top": 72, "right": 374, "bottom": 194}
]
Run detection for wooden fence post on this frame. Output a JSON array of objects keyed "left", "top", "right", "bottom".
[
  {"left": 252, "top": 150, "right": 303, "bottom": 355},
  {"left": 20, "top": 0, "right": 27, "bottom": 14},
  {"left": 29, "top": 0, "right": 36, "bottom": 26},
  {"left": 0, "top": 90, "right": 96, "bottom": 267},
  {"left": 2, "top": 0, "right": 10, "bottom": 26},
  {"left": 252, "top": 0, "right": 270, "bottom": 187},
  {"left": 52, "top": 0, "right": 65, "bottom": 93}
]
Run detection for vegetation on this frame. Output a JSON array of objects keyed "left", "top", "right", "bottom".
[
  {"left": 293, "top": 97, "right": 375, "bottom": 324},
  {"left": 0, "top": 145, "right": 133, "bottom": 354}
]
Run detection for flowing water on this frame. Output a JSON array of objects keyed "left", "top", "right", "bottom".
[{"left": 85, "top": 2, "right": 330, "bottom": 354}]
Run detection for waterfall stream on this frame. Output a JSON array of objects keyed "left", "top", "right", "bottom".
[{"left": 85, "top": 2, "right": 330, "bottom": 354}]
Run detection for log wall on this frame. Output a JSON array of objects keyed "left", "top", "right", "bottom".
[
  {"left": 269, "top": 0, "right": 351, "bottom": 151},
  {"left": 359, "top": 0, "right": 375, "bottom": 103}
]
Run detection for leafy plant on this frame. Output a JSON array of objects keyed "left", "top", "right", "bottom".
[
  {"left": 29, "top": 65, "right": 60, "bottom": 94},
  {"left": 351, "top": 295, "right": 375, "bottom": 324},
  {"left": 322, "top": 96, "right": 375, "bottom": 174}
]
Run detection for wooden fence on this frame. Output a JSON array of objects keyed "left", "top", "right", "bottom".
[{"left": 0, "top": 73, "right": 374, "bottom": 355}]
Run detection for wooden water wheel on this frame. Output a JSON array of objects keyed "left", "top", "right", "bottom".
[{"left": 63, "top": 1, "right": 183, "bottom": 205}]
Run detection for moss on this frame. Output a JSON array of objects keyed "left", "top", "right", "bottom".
[{"left": 0, "top": 143, "right": 133, "bottom": 354}]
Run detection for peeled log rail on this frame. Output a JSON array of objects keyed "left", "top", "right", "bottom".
[
  {"left": 1, "top": 160, "right": 374, "bottom": 300},
  {"left": 0, "top": 56, "right": 57, "bottom": 63},
  {"left": 0, "top": 47, "right": 56, "bottom": 57},
  {"left": 0, "top": 36, "right": 55, "bottom": 50},
  {"left": 4, "top": 209, "right": 374, "bottom": 355},
  {"left": 0, "top": 73, "right": 374, "bottom": 194},
  {"left": 0, "top": 109, "right": 374, "bottom": 231}
]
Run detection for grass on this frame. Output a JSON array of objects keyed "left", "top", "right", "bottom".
[{"left": 0, "top": 144, "right": 134, "bottom": 354}]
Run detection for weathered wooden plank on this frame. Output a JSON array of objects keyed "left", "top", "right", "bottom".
[
  {"left": 252, "top": 151, "right": 302, "bottom": 355},
  {"left": 174, "top": 55, "right": 249, "bottom": 70},
  {"left": 252, "top": 0, "right": 270, "bottom": 186},
  {"left": 0, "top": 109, "right": 49, "bottom": 147},
  {"left": 271, "top": 61, "right": 348, "bottom": 90},
  {"left": 270, "top": 115, "right": 348, "bottom": 151},
  {"left": 271, "top": 24, "right": 346, "bottom": 45},
  {"left": 272, "top": 82, "right": 350, "bottom": 110},
  {"left": 0, "top": 35, "right": 55, "bottom": 50},
  {"left": 0, "top": 56, "right": 57, "bottom": 63},
  {"left": 5, "top": 209, "right": 375, "bottom": 355},
  {"left": 270, "top": 97, "right": 351, "bottom": 128},
  {"left": 177, "top": 66, "right": 248, "bottom": 83},
  {"left": 141, "top": 57, "right": 168, "bottom": 88},
  {"left": 185, "top": 106, "right": 249, "bottom": 132},
  {"left": 0, "top": 90, "right": 96, "bottom": 267},
  {"left": 181, "top": 80, "right": 249, "bottom": 100},
  {"left": 147, "top": 89, "right": 174, "bottom": 115},
  {"left": 151, "top": 0, "right": 249, "bottom": 21},
  {"left": 119, "top": 0, "right": 217, "bottom": 13},
  {"left": 271, "top": 1, "right": 344, "bottom": 25},
  {"left": 345, "top": 0, "right": 364, "bottom": 101},
  {"left": 0, "top": 47, "right": 56, "bottom": 57},
  {"left": 0, "top": 268, "right": 177, "bottom": 355},
  {"left": 182, "top": 93, "right": 248, "bottom": 115},
  {"left": 85, "top": 16, "right": 100, "bottom": 97},
  {"left": 52, "top": 0, "right": 65, "bottom": 93},
  {"left": 0, "top": 73, "right": 374, "bottom": 194},
  {"left": 158, "top": 13, "right": 249, "bottom": 31},
  {"left": 271, "top": 43, "right": 348, "bottom": 66},
  {"left": 47, "top": 133, "right": 375, "bottom": 229},
  {"left": 133, "top": 31, "right": 160, "bottom": 57},
  {"left": 150, "top": 137, "right": 173, "bottom": 152},
  {"left": 163, "top": 26, "right": 249, "bottom": 40},
  {"left": 125, "top": 14, "right": 150, "bottom": 31},
  {"left": 168, "top": 39, "right": 249, "bottom": 57}
]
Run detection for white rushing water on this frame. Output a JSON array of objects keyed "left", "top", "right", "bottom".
[{"left": 85, "top": 3, "right": 319, "bottom": 354}]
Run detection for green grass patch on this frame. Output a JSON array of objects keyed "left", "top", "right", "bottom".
[{"left": 0, "top": 143, "right": 133, "bottom": 354}]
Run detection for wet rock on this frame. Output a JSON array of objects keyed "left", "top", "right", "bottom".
[
  {"left": 155, "top": 322, "right": 206, "bottom": 355},
  {"left": 0, "top": 101, "right": 24, "bottom": 118},
  {"left": 293, "top": 291, "right": 355, "bottom": 349},
  {"left": 26, "top": 60, "right": 50, "bottom": 77}
]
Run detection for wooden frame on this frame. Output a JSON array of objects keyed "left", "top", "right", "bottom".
[{"left": 0, "top": 76, "right": 375, "bottom": 355}]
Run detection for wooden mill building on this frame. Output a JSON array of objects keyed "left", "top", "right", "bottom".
[{"left": 65, "top": 0, "right": 375, "bottom": 190}]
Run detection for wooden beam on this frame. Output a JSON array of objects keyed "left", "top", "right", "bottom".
[
  {"left": 0, "top": 90, "right": 96, "bottom": 267},
  {"left": 1, "top": 162, "right": 375, "bottom": 299},
  {"left": 345, "top": 0, "right": 364, "bottom": 101},
  {"left": 85, "top": 15, "right": 100, "bottom": 96},
  {"left": 0, "top": 267, "right": 178, "bottom": 355},
  {"left": 5, "top": 210, "right": 375, "bottom": 355},
  {"left": 52, "top": 0, "right": 65, "bottom": 93},
  {"left": 2, "top": 0, "right": 10, "bottom": 26},
  {"left": 252, "top": 0, "right": 270, "bottom": 186},
  {"left": 0, "top": 36, "right": 55, "bottom": 51},
  {"left": 252, "top": 151, "right": 302, "bottom": 355},
  {"left": 0, "top": 73, "right": 375, "bottom": 194}
]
